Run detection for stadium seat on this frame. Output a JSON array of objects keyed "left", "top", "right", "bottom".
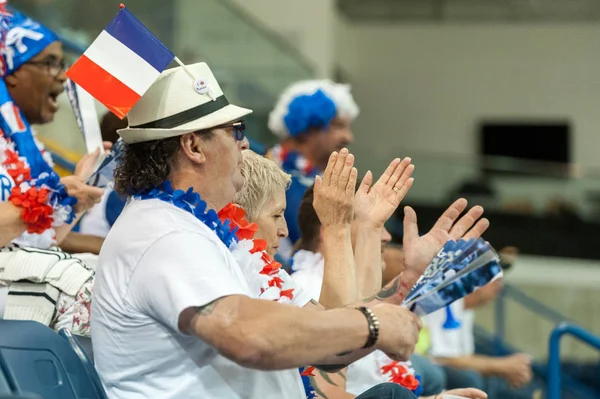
[
  {"left": 0, "top": 320, "right": 106, "bottom": 399},
  {"left": 58, "top": 329, "right": 106, "bottom": 399}
]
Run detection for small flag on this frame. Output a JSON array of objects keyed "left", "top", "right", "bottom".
[
  {"left": 66, "top": 5, "right": 174, "bottom": 119},
  {"left": 65, "top": 79, "right": 104, "bottom": 155}
]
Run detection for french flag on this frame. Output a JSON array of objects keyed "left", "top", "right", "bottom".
[{"left": 66, "top": 5, "right": 174, "bottom": 119}]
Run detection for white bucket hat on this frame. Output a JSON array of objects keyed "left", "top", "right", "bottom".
[{"left": 118, "top": 62, "right": 252, "bottom": 144}]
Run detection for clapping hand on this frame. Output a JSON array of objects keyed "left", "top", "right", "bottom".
[
  {"left": 313, "top": 148, "right": 358, "bottom": 227},
  {"left": 354, "top": 157, "right": 414, "bottom": 228}
]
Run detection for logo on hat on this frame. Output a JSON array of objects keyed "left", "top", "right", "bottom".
[{"left": 193, "top": 79, "right": 209, "bottom": 95}]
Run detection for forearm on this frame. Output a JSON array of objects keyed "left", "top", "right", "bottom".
[
  {"left": 354, "top": 224, "right": 383, "bottom": 299},
  {"left": 53, "top": 212, "right": 85, "bottom": 245},
  {"left": 310, "top": 367, "right": 355, "bottom": 399},
  {"left": 434, "top": 355, "right": 503, "bottom": 376},
  {"left": 190, "top": 295, "right": 371, "bottom": 370},
  {"left": 58, "top": 231, "right": 104, "bottom": 254},
  {"left": 363, "top": 270, "right": 420, "bottom": 306},
  {"left": 0, "top": 202, "right": 27, "bottom": 246},
  {"left": 319, "top": 225, "right": 358, "bottom": 308}
]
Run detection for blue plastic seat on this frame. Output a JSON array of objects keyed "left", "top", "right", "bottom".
[
  {"left": 58, "top": 329, "right": 106, "bottom": 399},
  {"left": 0, "top": 320, "right": 106, "bottom": 399}
]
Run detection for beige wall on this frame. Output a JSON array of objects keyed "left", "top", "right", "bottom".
[
  {"left": 228, "top": 0, "right": 337, "bottom": 78},
  {"left": 336, "top": 22, "right": 600, "bottom": 172}
]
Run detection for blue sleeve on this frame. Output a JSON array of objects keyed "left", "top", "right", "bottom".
[
  {"left": 284, "top": 176, "right": 309, "bottom": 244},
  {"left": 105, "top": 190, "right": 127, "bottom": 227}
]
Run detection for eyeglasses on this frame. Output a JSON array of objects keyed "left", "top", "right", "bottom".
[
  {"left": 25, "top": 58, "right": 67, "bottom": 78},
  {"left": 217, "top": 122, "right": 246, "bottom": 141}
]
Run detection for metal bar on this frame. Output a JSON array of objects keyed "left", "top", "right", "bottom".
[
  {"left": 503, "top": 285, "right": 571, "bottom": 324},
  {"left": 547, "top": 323, "right": 600, "bottom": 399},
  {"left": 494, "top": 286, "right": 506, "bottom": 343}
]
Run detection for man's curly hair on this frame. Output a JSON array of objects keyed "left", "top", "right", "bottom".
[{"left": 113, "top": 136, "right": 181, "bottom": 196}]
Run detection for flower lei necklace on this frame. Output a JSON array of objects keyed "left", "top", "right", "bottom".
[
  {"left": 136, "top": 183, "right": 295, "bottom": 303},
  {"left": 0, "top": 130, "right": 76, "bottom": 234},
  {"left": 380, "top": 357, "right": 423, "bottom": 397},
  {"left": 270, "top": 144, "right": 318, "bottom": 178}
]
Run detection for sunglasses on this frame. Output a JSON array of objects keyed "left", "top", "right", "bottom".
[{"left": 215, "top": 121, "right": 246, "bottom": 141}]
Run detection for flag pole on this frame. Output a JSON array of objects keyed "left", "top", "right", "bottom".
[
  {"left": 174, "top": 56, "right": 197, "bottom": 81},
  {"left": 174, "top": 56, "right": 216, "bottom": 101}
]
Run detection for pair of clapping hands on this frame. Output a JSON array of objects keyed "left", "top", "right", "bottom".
[{"left": 313, "top": 148, "right": 490, "bottom": 282}]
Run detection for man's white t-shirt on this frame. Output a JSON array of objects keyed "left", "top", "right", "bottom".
[
  {"left": 91, "top": 199, "right": 307, "bottom": 399},
  {"left": 424, "top": 298, "right": 475, "bottom": 358}
]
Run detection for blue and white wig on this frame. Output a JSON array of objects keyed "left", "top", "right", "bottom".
[{"left": 268, "top": 80, "right": 359, "bottom": 139}]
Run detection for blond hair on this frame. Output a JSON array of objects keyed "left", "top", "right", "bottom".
[{"left": 234, "top": 150, "right": 291, "bottom": 222}]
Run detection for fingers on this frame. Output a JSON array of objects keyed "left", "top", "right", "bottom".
[
  {"left": 402, "top": 206, "right": 419, "bottom": 243},
  {"left": 389, "top": 158, "right": 413, "bottom": 189},
  {"left": 447, "top": 388, "right": 488, "bottom": 399},
  {"left": 448, "top": 205, "right": 484, "bottom": 240},
  {"left": 379, "top": 158, "right": 401, "bottom": 186},
  {"left": 332, "top": 148, "right": 350, "bottom": 188},
  {"left": 358, "top": 170, "right": 373, "bottom": 195},
  {"left": 432, "top": 198, "right": 468, "bottom": 232},
  {"left": 314, "top": 175, "right": 322, "bottom": 194},
  {"left": 322, "top": 151, "right": 338, "bottom": 187},
  {"left": 395, "top": 177, "right": 414, "bottom": 201},
  {"left": 102, "top": 141, "right": 113, "bottom": 152},
  {"left": 337, "top": 151, "right": 354, "bottom": 189},
  {"left": 462, "top": 217, "right": 490, "bottom": 240},
  {"left": 85, "top": 185, "right": 105, "bottom": 198},
  {"left": 412, "top": 313, "right": 423, "bottom": 330},
  {"left": 346, "top": 167, "right": 358, "bottom": 198}
]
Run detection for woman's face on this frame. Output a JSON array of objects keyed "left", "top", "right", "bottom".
[{"left": 254, "top": 188, "right": 288, "bottom": 257}]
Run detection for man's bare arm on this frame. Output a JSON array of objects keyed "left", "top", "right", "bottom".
[{"left": 181, "top": 294, "right": 374, "bottom": 371}]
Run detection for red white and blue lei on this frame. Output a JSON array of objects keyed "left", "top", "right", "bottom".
[
  {"left": 136, "top": 182, "right": 296, "bottom": 303},
  {"left": 0, "top": 130, "right": 77, "bottom": 236}
]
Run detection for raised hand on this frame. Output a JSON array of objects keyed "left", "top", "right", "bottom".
[
  {"left": 313, "top": 148, "right": 358, "bottom": 227},
  {"left": 354, "top": 157, "right": 414, "bottom": 228},
  {"left": 402, "top": 198, "right": 490, "bottom": 281},
  {"left": 73, "top": 141, "right": 112, "bottom": 181}
]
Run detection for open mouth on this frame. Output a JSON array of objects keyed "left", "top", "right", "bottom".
[{"left": 48, "top": 88, "right": 64, "bottom": 111}]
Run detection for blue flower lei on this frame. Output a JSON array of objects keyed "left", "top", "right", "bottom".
[
  {"left": 135, "top": 181, "right": 239, "bottom": 248},
  {"left": 33, "top": 172, "right": 78, "bottom": 225}
]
